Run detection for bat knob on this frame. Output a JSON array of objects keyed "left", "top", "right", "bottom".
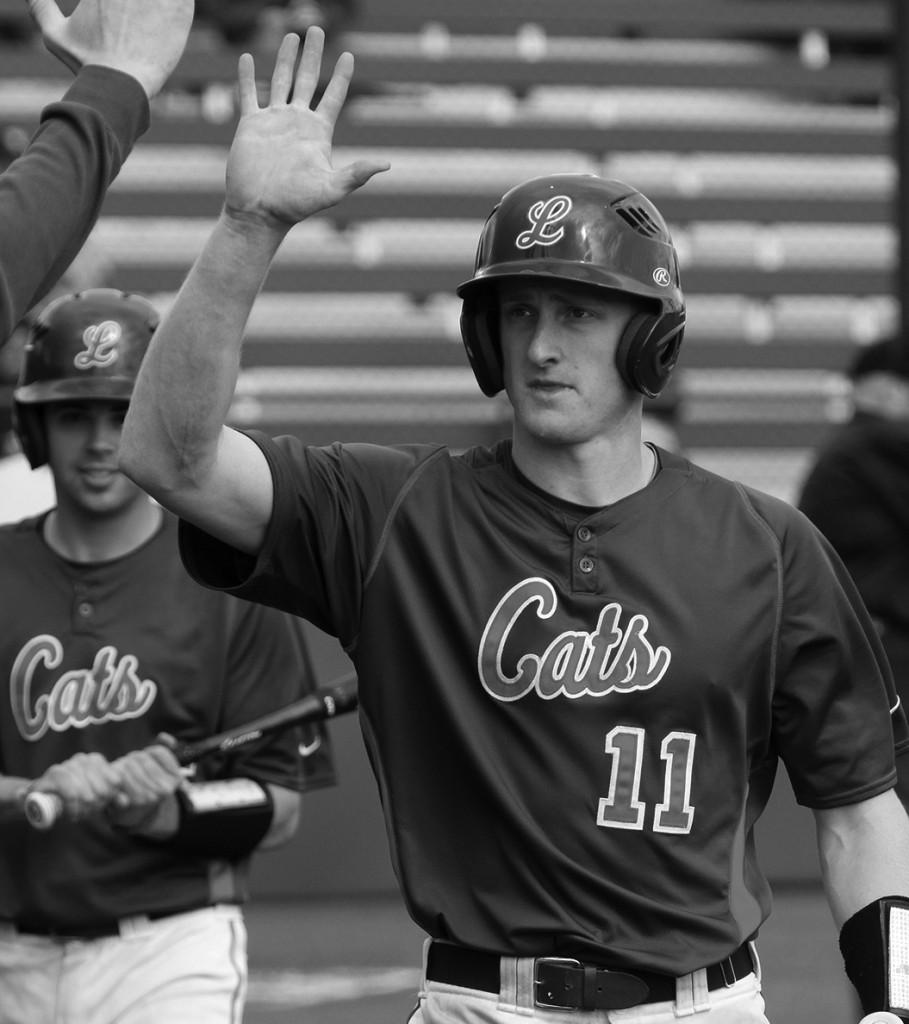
[{"left": 23, "top": 791, "right": 62, "bottom": 830}]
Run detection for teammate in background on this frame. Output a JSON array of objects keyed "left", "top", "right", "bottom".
[
  {"left": 119, "top": 30, "right": 909, "bottom": 1024},
  {"left": 0, "top": 247, "right": 113, "bottom": 524},
  {"left": 0, "top": 289, "right": 335, "bottom": 1024},
  {"left": 0, "top": 0, "right": 194, "bottom": 342},
  {"left": 798, "top": 337, "right": 909, "bottom": 742}
]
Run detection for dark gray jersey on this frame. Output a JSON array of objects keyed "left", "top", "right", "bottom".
[{"left": 181, "top": 437, "right": 906, "bottom": 975}]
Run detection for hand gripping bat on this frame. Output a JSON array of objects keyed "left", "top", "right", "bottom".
[{"left": 23, "top": 673, "right": 358, "bottom": 830}]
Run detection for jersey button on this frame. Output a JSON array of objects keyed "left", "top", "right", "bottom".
[
  {"left": 578, "top": 557, "right": 595, "bottom": 574},
  {"left": 78, "top": 602, "right": 93, "bottom": 618},
  {"left": 577, "top": 526, "right": 592, "bottom": 542}
]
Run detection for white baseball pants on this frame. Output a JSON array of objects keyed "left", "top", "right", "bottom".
[{"left": 0, "top": 904, "right": 247, "bottom": 1024}]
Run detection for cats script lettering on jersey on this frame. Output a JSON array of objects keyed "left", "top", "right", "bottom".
[
  {"left": 478, "top": 577, "right": 671, "bottom": 702},
  {"left": 10, "top": 634, "right": 157, "bottom": 740}
]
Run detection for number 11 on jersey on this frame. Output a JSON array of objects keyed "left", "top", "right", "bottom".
[{"left": 597, "top": 727, "right": 696, "bottom": 834}]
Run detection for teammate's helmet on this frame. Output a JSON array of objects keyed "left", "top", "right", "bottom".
[
  {"left": 457, "top": 174, "right": 686, "bottom": 399},
  {"left": 12, "top": 288, "right": 159, "bottom": 468}
]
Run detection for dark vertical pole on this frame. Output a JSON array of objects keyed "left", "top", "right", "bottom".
[{"left": 897, "top": 0, "right": 909, "bottom": 353}]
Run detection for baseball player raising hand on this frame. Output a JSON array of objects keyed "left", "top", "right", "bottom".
[{"left": 121, "top": 29, "right": 909, "bottom": 1024}]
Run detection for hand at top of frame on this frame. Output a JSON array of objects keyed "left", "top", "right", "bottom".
[
  {"left": 225, "top": 28, "right": 390, "bottom": 231},
  {"left": 25, "top": 0, "right": 196, "bottom": 99}
]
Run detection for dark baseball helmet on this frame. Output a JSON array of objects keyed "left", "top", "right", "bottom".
[
  {"left": 457, "top": 174, "right": 686, "bottom": 399},
  {"left": 12, "top": 288, "right": 159, "bottom": 468}
]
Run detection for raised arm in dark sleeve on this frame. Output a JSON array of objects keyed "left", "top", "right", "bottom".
[{"left": 0, "top": 64, "right": 148, "bottom": 340}]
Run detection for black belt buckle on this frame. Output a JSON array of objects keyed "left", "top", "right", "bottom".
[
  {"left": 534, "top": 957, "right": 650, "bottom": 1011},
  {"left": 535, "top": 957, "right": 583, "bottom": 1011}
]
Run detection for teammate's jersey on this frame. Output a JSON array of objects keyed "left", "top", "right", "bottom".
[
  {"left": 180, "top": 438, "right": 909, "bottom": 976},
  {"left": 0, "top": 511, "right": 334, "bottom": 931}
]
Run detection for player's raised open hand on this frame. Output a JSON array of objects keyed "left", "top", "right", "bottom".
[
  {"left": 25, "top": 0, "right": 195, "bottom": 99},
  {"left": 225, "top": 27, "right": 390, "bottom": 230}
]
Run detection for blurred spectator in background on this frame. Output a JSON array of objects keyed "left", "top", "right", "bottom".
[
  {"left": 195, "top": 0, "right": 357, "bottom": 48},
  {"left": 798, "top": 336, "right": 909, "bottom": 703}
]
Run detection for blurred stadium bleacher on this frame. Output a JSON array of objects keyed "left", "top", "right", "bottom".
[{"left": 0, "top": 0, "right": 897, "bottom": 500}]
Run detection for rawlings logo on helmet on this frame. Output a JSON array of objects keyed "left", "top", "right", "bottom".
[
  {"left": 652, "top": 268, "right": 671, "bottom": 287},
  {"left": 516, "top": 196, "right": 572, "bottom": 249},
  {"left": 74, "top": 320, "right": 122, "bottom": 370}
]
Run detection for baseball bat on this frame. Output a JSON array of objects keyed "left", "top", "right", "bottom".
[{"left": 23, "top": 672, "right": 358, "bottom": 830}]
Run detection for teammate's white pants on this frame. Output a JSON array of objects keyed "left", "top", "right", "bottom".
[
  {"left": 0, "top": 904, "right": 247, "bottom": 1024},
  {"left": 409, "top": 939, "right": 769, "bottom": 1024}
]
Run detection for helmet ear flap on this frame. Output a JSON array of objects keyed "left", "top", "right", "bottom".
[
  {"left": 616, "top": 309, "right": 686, "bottom": 399},
  {"left": 11, "top": 403, "right": 47, "bottom": 469},
  {"left": 459, "top": 294, "right": 504, "bottom": 397}
]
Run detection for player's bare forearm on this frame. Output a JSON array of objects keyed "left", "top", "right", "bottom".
[
  {"left": 258, "top": 785, "right": 302, "bottom": 849},
  {"left": 815, "top": 789, "right": 909, "bottom": 928},
  {"left": 122, "top": 208, "right": 282, "bottom": 486},
  {"left": 120, "top": 212, "right": 278, "bottom": 554}
]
